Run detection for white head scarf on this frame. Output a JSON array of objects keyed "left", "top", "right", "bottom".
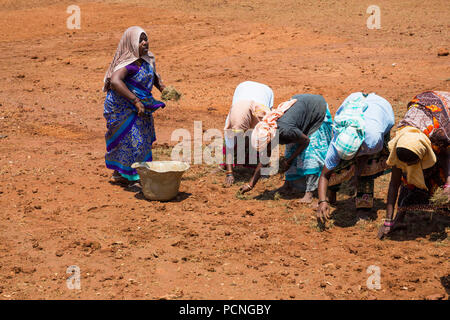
[{"left": 103, "top": 26, "right": 156, "bottom": 92}]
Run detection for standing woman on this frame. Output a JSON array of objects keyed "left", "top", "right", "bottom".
[
  {"left": 241, "top": 94, "right": 330, "bottom": 194},
  {"left": 103, "top": 26, "right": 166, "bottom": 185},
  {"left": 316, "top": 92, "right": 395, "bottom": 222},
  {"left": 223, "top": 81, "right": 274, "bottom": 186},
  {"left": 378, "top": 91, "right": 450, "bottom": 239}
]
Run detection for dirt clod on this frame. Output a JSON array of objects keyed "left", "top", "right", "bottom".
[
  {"left": 437, "top": 48, "right": 449, "bottom": 56},
  {"left": 425, "top": 293, "right": 445, "bottom": 300}
]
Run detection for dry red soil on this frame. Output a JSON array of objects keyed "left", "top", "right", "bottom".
[{"left": 0, "top": 0, "right": 449, "bottom": 299}]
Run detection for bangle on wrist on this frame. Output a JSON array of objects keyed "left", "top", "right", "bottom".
[
  {"left": 384, "top": 218, "right": 394, "bottom": 227},
  {"left": 318, "top": 200, "right": 329, "bottom": 205},
  {"left": 131, "top": 96, "right": 139, "bottom": 104},
  {"left": 226, "top": 173, "right": 233, "bottom": 177}
]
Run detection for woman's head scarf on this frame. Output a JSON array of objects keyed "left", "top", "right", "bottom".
[
  {"left": 251, "top": 99, "right": 297, "bottom": 152},
  {"left": 333, "top": 95, "right": 367, "bottom": 160},
  {"left": 103, "top": 26, "right": 155, "bottom": 92},
  {"left": 387, "top": 126, "right": 436, "bottom": 190}
]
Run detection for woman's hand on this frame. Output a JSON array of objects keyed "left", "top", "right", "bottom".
[
  {"left": 240, "top": 183, "right": 253, "bottom": 194},
  {"left": 134, "top": 100, "right": 145, "bottom": 116},
  {"left": 224, "top": 174, "right": 234, "bottom": 187},
  {"left": 444, "top": 184, "right": 450, "bottom": 202},
  {"left": 316, "top": 201, "right": 330, "bottom": 223},
  {"left": 377, "top": 224, "right": 392, "bottom": 240}
]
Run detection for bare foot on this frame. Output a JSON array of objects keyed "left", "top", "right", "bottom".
[
  {"left": 377, "top": 221, "right": 408, "bottom": 239},
  {"left": 298, "top": 191, "right": 313, "bottom": 204},
  {"left": 111, "top": 171, "right": 129, "bottom": 185},
  {"left": 126, "top": 181, "right": 141, "bottom": 192},
  {"left": 377, "top": 225, "right": 391, "bottom": 239}
]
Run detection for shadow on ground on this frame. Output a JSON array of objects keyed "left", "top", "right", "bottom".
[
  {"left": 134, "top": 191, "right": 192, "bottom": 202},
  {"left": 384, "top": 210, "right": 450, "bottom": 242}
]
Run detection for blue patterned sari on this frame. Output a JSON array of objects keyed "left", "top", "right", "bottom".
[
  {"left": 285, "top": 106, "right": 333, "bottom": 183},
  {"left": 104, "top": 60, "right": 165, "bottom": 181}
]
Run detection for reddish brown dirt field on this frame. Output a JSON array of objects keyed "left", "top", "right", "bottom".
[{"left": 0, "top": 0, "right": 449, "bottom": 300}]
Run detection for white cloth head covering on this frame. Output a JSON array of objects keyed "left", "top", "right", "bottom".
[
  {"left": 251, "top": 99, "right": 297, "bottom": 152},
  {"left": 103, "top": 26, "right": 156, "bottom": 92}
]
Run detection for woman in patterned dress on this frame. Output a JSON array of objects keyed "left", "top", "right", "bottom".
[
  {"left": 102, "top": 26, "right": 166, "bottom": 186},
  {"left": 316, "top": 92, "right": 395, "bottom": 223},
  {"left": 378, "top": 91, "right": 450, "bottom": 239}
]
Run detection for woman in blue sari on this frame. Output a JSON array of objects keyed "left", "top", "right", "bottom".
[{"left": 103, "top": 26, "right": 166, "bottom": 185}]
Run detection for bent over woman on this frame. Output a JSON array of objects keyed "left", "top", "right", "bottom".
[
  {"left": 223, "top": 81, "right": 274, "bottom": 186},
  {"left": 378, "top": 91, "right": 450, "bottom": 239},
  {"left": 316, "top": 92, "right": 395, "bottom": 222},
  {"left": 241, "top": 94, "right": 331, "bottom": 197}
]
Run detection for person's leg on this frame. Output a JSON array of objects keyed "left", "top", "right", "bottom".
[
  {"left": 355, "top": 176, "right": 375, "bottom": 220},
  {"left": 299, "top": 174, "right": 318, "bottom": 203},
  {"left": 111, "top": 170, "right": 140, "bottom": 187},
  {"left": 111, "top": 170, "right": 128, "bottom": 184},
  {"left": 279, "top": 143, "right": 298, "bottom": 194}
]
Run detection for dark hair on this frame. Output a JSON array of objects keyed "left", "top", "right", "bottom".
[{"left": 396, "top": 147, "right": 419, "bottom": 163}]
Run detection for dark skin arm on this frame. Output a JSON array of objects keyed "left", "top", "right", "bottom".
[
  {"left": 240, "top": 162, "right": 264, "bottom": 192},
  {"left": 377, "top": 166, "right": 402, "bottom": 239},
  {"left": 240, "top": 134, "right": 310, "bottom": 193},
  {"left": 154, "top": 73, "right": 166, "bottom": 92},
  {"left": 240, "top": 152, "right": 266, "bottom": 193},
  {"left": 110, "top": 66, "right": 145, "bottom": 116},
  {"left": 317, "top": 153, "right": 369, "bottom": 222},
  {"left": 280, "top": 134, "right": 311, "bottom": 173},
  {"left": 224, "top": 137, "right": 238, "bottom": 187},
  {"left": 317, "top": 166, "right": 333, "bottom": 223}
]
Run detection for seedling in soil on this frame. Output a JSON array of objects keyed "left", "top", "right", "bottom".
[
  {"left": 434, "top": 240, "right": 448, "bottom": 248},
  {"left": 183, "top": 169, "right": 207, "bottom": 181},
  {"left": 309, "top": 221, "right": 323, "bottom": 232},
  {"left": 235, "top": 191, "right": 250, "bottom": 200},
  {"left": 291, "top": 213, "right": 304, "bottom": 225},
  {"left": 357, "top": 221, "right": 367, "bottom": 230}
]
